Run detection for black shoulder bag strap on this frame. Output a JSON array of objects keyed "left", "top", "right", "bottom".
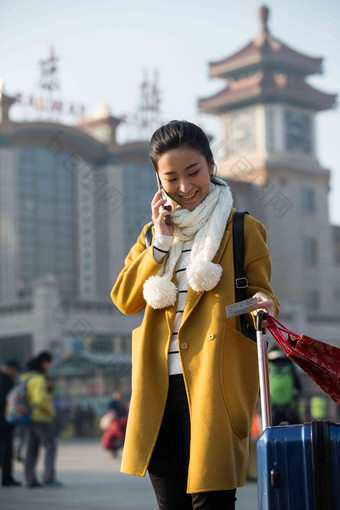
[
  {"left": 145, "top": 222, "right": 154, "bottom": 249},
  {"left": 232, "top": 211, "right": 256, "bottom": 341}
]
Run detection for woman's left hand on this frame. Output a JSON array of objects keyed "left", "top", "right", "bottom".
[{"left": 247, "top": 293, "right": 274, "bottom": 328}]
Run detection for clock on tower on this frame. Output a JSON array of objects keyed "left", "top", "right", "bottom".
[{"left": 230, "top": 109, "right": 255, "bottom": 154}]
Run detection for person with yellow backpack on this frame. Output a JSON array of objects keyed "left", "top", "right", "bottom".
[
  {"left": 268, "top": 348, "right": 301, "bottom": 426},
  {"left": 20, "top": 351, "right": 62, "bottom": 488}
]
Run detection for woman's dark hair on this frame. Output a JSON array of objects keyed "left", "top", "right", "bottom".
[
  {"left": 26, "top": 351, "right": 53, "bottom": 373},
  {"left": 149, "top": 120, "right": 226, "bottom": 186}
]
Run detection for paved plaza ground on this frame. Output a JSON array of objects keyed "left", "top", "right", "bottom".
[{"left": 1, "top": 440, "right": 258, "bottom": 510}]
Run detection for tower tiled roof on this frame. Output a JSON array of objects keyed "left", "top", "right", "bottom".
[
  {"left": 208, "top": 6, "right": 322, "bottom": 79},
  {"left": 198, "top": 71, "right": 337, "bottom": 114},
  {"left": 198, "top": 5, "right": 337, "bottom": 114}
]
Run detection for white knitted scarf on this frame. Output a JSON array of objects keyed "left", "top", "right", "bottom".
[{"left": 143, "top": 177, "right": 233, "bottom": 309}]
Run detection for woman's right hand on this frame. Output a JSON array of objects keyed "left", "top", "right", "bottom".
[{"left": 151, "top": 189, "right": 174, "bottom": 236}]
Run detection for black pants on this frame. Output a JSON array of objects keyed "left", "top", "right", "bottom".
[
  {"left": 147, "top": 374, "right": 237, "bottom": 510},
  {"left": 0, "top": 422, "right": 15, "bottom": 484}
]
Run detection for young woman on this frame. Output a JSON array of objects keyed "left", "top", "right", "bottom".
[{"left": 110, "top": 120, "right": 280, "bottom": 509}]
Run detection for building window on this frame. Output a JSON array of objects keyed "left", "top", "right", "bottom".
[
  {"left": 301, "top": 187, "right": 315, "bottom": 214},
  {"left": 285, "top": 111, "right": 312, "bottom": 153},
  {"left": 304, "top": 237, "right": 318, "bottom": 266},
  {"left": 334, "top": 288, "right": 340, "bottom": 302},
  {"left": 265, "top": 109, "right": 275, "bottom": 152},
  {"left": 306, "top": 291, "right": 320, "bottom": 313},
  {"left": 333, "top": 226, "right": 340, "bottom": 266},
  {"left": 16, "top": 145, "right": 78, "bottom": 298}
]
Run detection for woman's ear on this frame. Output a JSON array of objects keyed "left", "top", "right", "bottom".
[{"left": 209, "top": 157, "right": 216, "bottom": 176}]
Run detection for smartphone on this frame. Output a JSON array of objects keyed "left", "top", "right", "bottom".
[{"left": 156, "top": 174, "right": 171, "bottom": 226}]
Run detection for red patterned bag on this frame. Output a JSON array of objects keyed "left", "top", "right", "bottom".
[{"left": 266, "top": 316, "right": 340, "bottom": 406}]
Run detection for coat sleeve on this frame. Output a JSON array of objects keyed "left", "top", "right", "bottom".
[
  {"left": 110, "top": 222, "right": 170, "bottom": 315},
  {"left": 242, "top": 214, "right": 280, "bottom": 326}
]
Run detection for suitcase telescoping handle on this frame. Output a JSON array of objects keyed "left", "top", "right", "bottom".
[{"left": 256, "top": 311, "right": 272, "bottom": 431}]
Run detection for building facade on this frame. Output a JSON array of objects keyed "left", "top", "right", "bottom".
[{"left": 0, "top": 94, "right": 156, "bottom": 398}]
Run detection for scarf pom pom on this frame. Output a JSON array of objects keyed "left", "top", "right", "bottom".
[
  {"left": 143, "top": 275, "right": 178, "bottom": 309},
  {"left": 187, "top": 260, "right": 222, "bottom": 292}
]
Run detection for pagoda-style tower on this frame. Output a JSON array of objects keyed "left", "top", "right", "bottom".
[
  {"left": 198, "top": 5, "right": 337, "bottom": 182},
  {"left": 199, "top": 6, "right": 340, "bottom": 344}
]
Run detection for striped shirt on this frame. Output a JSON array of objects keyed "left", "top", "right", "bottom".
[{"left": 153, "top": 231, "right": 194, "bottom": 375}]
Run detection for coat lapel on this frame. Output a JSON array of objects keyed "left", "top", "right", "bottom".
[
  {"left": 165, "top": 270, "right": 178, "bottom": 334},
  {"left": 178, "top": 228, "right": 231, "bottom": 329},
  {"left": 165, "top": 209, "right": 235, "bottom": 334}
]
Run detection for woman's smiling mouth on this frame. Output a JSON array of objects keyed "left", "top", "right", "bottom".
[{"left": 178, "top": 190, "right": 199, "bottom": 201}]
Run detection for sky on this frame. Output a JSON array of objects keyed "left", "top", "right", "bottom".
[{"left": 1, "top": 0, "right": 340, "bottom": 223}]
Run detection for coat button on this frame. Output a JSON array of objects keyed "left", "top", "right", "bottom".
[
  {"left": 207, "top": 333, "right": 215, "bottom": 340},
  {"left": 180, "top": 342, "right": 188, "bottom": 350}
]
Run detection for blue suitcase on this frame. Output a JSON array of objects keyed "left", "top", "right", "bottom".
[{"left": 255, "top": 312, "right": 340, "bottom": 510}]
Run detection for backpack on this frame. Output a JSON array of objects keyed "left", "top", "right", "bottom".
[
  {"left": 268, "top": 361, "right": 295, "bottom": 407},
  {"left": 5, "top": 378, "right": 32, "bottom": 425}
]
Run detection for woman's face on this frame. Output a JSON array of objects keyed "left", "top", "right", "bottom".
[{"left": 157, "top": 148, "right": 214, "bottom": 211}]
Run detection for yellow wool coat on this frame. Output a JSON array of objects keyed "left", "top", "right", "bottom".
[{"left": 110, "top": 208, "right": 280, "bottom": 493}]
